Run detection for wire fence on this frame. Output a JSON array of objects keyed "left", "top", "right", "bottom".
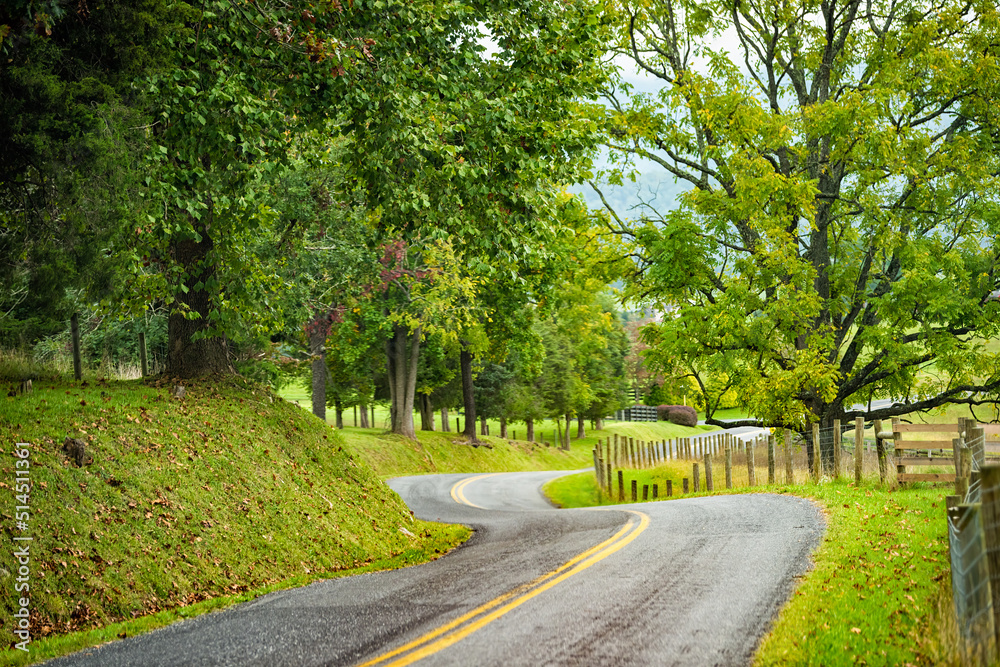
[{"left": 944, "top": 428, "right": 999, "bottom": 664}]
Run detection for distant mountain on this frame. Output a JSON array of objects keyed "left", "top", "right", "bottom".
[{"left": 568, "top": 167, "right": 690, "bottom": 221}]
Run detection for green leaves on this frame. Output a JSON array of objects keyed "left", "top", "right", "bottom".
[{"left": 602, "top": 0, "right": 1000, "bottom": 427}]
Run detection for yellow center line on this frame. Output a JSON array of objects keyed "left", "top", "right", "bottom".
[
  {"left": 355, "top": 520, "right": 635, "bottom": 667},
  {"left": 448, "top": 473, "right": 498, "bottom": 509},
  {"left": 357, "top": 510, "right": 650, "bottom": 667}
]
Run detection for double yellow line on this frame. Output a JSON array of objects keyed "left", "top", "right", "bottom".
[
  {"left": 357, "top": 508, "right": 650, "bottom": 666},
  {"left": 449, "top": 473, "right": 498, "bottom": 509}
]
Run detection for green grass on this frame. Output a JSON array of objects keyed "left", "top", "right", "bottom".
[
  {"left": 0, "top": 349, "right": 48, "bottom": 383},
  {"left": 277, "top": 385, "right": 715, "bottom": 478},
  {"left": 755, "top": 484, "right": 951, "bottom": 666},
  {"left": 0, "top": 375, "right": 469, "bottom": 665},
  {"left": 337, "top": 420, "right": 714, "bottom": 478},
  {"left": 543, "top": 466, "right": 953, "bottom": 666}
]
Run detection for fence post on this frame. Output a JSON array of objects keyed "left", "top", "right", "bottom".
[
  {"left": 725, "top": 444, "right": 733, "bottom": 490},
  {"left": 642, "top": 484, "right": 648, "bottom": 501},
  {"left": 833, "top": 418, "right": 842, "bottom": 479},
  {"left": 693, "top": 463, "right": 700, "bottom": 493},
  {"left": 977, "top": 465, "right": 1000, "bottom": 654},
  {"left": 892, "top": 417, "right": 905, "bottom": 486},
  {"left": 971, "top": 424, "right": 986, "bottom": 489},
  {"left": 874, "top": 418, "right": 888, "bottom": 483},
  {"left": 953, "top": 441, "right": 966, "bottom": 499},
  {"left": 631, "top": 479, "right": 638, "bottom": 502},
  {"left": 747, "top": 437, "right": 756, "bottom": 486},
  {"left": 954, "top": 423, "right": 965, "bottom": 495},
  {"left": 652, "top": 484, "right": 658, "bottom": 499},
  {"left": 71, "top": 312, "right": 82, "bottom": 381},
  {"left": 683, "top": 478, "right": 689, "bottom": 494},
  {"left": 139, "top": 331, "right": 148, "bottom": 377},
  {"left": 618, "top": 470, "right": 624, "bottom": 502},
  {"left": 784, "top": 428, "right": 794, "bottom": 484},
  {"left": 854, "top": 418, "right": 863, "bottom": 485},
  {"left": 812, "top": 423, "right": 821, "bottom": 483},
  {"left": 666, "top": 479, "right": 673, "bottom": 497},
  {"left": 767, "top": 433, "right": 775, "bottom": 484},
  {"left": 704, "top": 450, "right": 714, "bottom": 492}
]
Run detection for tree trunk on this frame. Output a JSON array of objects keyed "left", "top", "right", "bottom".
[
  {"left": 500, "top": 417, "right": 507, "bottom": 439},
  {"left": 577, "top": 414, "right": 585, "bottom": 439},
  {"left": 460, "top": 346, "right": 477, "bottom": 441},
  {"left": 420, "top": 394, "right": 435, "bottom": 431},
  {"left": 441, "top": 406, "right": 450, "bottom": 432},
  {"left": 359, "top": 402, "right": 370, "bottom": 428},
  {"left": 595, "top": 416, "right": 604, "bottom": 430},
  {"left": 385, "top": 323, "right": 420, "bottom": 439},
  {"left": 309, "top": 322, "right": 326, "bottom": 421},
  {"left": 334, "top": 397, "right": 344, "bottom": 429},
  {"left": 564, "top": 413, "right": 572, "bottom": 450},
  {"left": 167, "top": 213, "right": 232, "bottom": 377},
  {"left": 526, "top": 417, "right": 534, "bottom": 443},
  {"left": 480, "top": 416, "right": 487, "bottom": 436}
]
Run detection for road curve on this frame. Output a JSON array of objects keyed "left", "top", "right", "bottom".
[{"left": 47, "top": 471, "right": 824, "bottom": 667}]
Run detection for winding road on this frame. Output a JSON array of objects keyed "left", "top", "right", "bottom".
[{"left": 48, "top": 471, "right": 824, "bottom": 666}]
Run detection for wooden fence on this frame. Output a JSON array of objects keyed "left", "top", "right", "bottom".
[{"left": 591, "top": 419, "right": 999, "bottom": 501}]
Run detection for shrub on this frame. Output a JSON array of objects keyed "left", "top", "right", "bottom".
[{"left": 658, "top": 404, "right": 698, "bottom": 427}]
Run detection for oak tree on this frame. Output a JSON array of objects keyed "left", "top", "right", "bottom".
[{"left": 601, "top": 0, "right": 1000, "bottom": 462}]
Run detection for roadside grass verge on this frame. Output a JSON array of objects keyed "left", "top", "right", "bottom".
[
  {"left": 0, "top": 375, "right": 468, "bottom": 665},
  {"left": 543, "top": 467, "right": 952, "bottom": 666}
]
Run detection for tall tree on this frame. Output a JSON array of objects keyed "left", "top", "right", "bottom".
[
  {"left": 0, "top": 0, "right": 178, "bottom": 346},
  {"left": 339, "top": 0, "right": 610, "bottom": 437},
  {"left": 600, "top": 0, "right": 1000, "bottom": 450},
  {"left": 134, "top": 1, "right": 369, "bottom": 377}
]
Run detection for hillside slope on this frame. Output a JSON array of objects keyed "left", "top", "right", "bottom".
[{"left": 0, "top": 376, "right": 464, "bottom": 660}]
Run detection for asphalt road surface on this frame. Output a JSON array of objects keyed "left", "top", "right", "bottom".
[{"left": 48, "top": 471, "right": 824, "bottom": 667}]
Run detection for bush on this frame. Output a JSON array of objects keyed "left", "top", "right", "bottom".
[{"left": 657, "top": 404, "right": 698, "bottom": 427}]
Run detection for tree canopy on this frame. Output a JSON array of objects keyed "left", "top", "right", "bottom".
[{"left": 599, "top": 0, "right": 1000, "bottom": 432}]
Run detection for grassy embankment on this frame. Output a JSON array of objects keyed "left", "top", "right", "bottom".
[
  {"left": 0, "top": 376, "right": 468, "bottom": 666},
  {"left": 544, "top": 461, "right": 956, "bottom": 666}
]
